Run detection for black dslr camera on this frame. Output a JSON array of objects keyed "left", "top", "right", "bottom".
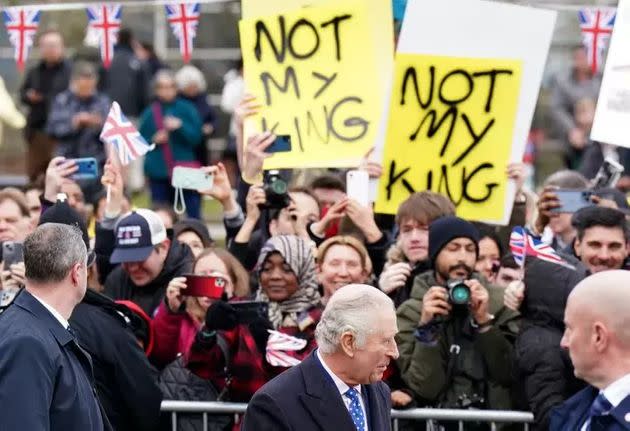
[
  {"left": 446, "top": 279, "right": 471, "bottom": 306},
  {"left": 260, "top": 170, "right": 290, "bottom": 210}
]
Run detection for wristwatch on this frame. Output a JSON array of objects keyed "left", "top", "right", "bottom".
[{"left": 471, "top": 314, "right": 495, "bottom": 330}]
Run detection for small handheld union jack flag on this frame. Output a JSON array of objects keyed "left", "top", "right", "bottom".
[
  {"left": 165, "top": 2, "right": 200, "bottom": 64},
  {"left": 100, "top": 101, "right": 155, "bottom": 166},
  {"left": 578, "top": 8, "right": 616, "bottom": 74},
  {"left": 3, "top": 7, "right": 41, "bottom": 71},
  {"left": 510, "top": 226, "right": 575, "bottom": 270},
  {"left": 86, "top": 4, "right": 122, "bottom": 69}
]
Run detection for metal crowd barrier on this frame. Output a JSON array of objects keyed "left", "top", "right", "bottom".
[{"left": 161, "top": 400, "right": 534, "bottom": 431}]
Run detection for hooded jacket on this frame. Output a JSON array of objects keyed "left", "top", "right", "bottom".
[
  {"left": 396, "top": 271, "right": 520, "bottom": 412},
  {"left": 104, "top": 241, "right": 194, "bottom": 316}
]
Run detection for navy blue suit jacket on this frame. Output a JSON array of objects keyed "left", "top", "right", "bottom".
[
  {"left": 0, "top": 290, "right": 105, "bottom": 431},
  {"left": 550, "top": 385, "right": 630, "bottom": 431},
  {"left": 241, "top": 351, "right": 392, "bottom": 431}
]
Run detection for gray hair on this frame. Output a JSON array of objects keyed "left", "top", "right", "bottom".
[
  {"left": 153, "top": 69, "right": 176, "bottom": 91},
  {"left": 543, "top": 170, "right": 588, "bottom": 189},
  {"left": 315, "top": 284, "right": 395, "bottom": 354},
  {"left": 175, "top": 65, "right": 207, "bottom": 92},
  {"left": 71, "top": 61, "right": 97, "bottom": 81},
  {"left": 24, "top": 223, "right": 87, "bottom": 283}
]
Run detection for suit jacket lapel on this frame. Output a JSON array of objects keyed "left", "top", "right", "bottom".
[
  {"left": 552, "top": 387, "right": 597, "bottom": 431},
  {"left": 364, "top": 384, "right": 389, "bottom": 431},
  {"left": 609, "top": 395, "right": 630, "bottom": 430},
  {"left": 299, "top": 352, "right": 356, "bottom": 430}
]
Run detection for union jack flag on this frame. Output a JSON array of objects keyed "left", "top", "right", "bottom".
[
  {"left": 165, "top": 3, "right": 200, "bottom": 64},
  {"left": 510, "top": 226, "right": 574, "bottom": 269},
  {"left": 100, "top": 102, "right": 155, "bottom": 165},
  {"left": 86, "top": 4, "right": 122, "bottom": 69},
  {"left": 578, "top": 8, "right": 616, "bottom": 74},
  {"left": 3, "top": 7, "right": 41, "bottom": 71}
]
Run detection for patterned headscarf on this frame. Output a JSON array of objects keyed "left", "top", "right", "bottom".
[{"left": 255, "top": 235, "right": 321, "bottom": 328}]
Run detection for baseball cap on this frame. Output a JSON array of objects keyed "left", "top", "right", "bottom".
[{"left": 110, "top": 209, "right": 167, "bottom": 264}]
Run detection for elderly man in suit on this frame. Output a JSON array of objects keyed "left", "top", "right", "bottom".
[
  {"left": 242, "top": 284, "right": 399, "bottom": 431},
  {"left": 0, "top": 223, "right": 107, "bottom": 431},
  {"left": 551, "top": 270, "right": 630, "bottom": 431}
]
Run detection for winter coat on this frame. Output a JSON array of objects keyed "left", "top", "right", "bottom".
[
  {"left": 396, "top": 271, "right": 520, "bottom": 412},
  {"left": 140, "top": 98, "right": 203, "bottom": 180},
  {"left": 104, "top": 241, "right": 194, "bottom": 316},
  {"left": 515, "top": 256, "right": 588, "bottom": 430},
  {"left": 45, "top": 90, "right": 111, "bottom": 164},
  {"left": 101, "top": 45, "right": 150, "bottom": 118},
  {"left": 20, "top": 59, "right": 72, "bottom": 132},
  {"left": 70, "top": 290, "right": 162, "bottom": 431},
  {"left": 151, "top": 301, "right": 202, "bottom": 369},
  {"left": 186, "top": 305, "right": 322, "bottom": 403}
]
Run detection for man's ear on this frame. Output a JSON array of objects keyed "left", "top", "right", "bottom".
[
  {"left": 339, "top": 332, "right": 356, "bottom": 358},
  {"left": 70, "top": 262, "right": 82, "bottom": 286},
  {"left": 574, "top": 238, "right": 581, "bottom": 258}
]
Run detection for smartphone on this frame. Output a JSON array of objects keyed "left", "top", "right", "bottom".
[
  {"left": 265, "top": 135, "right": 292, "bottom": 153},
  {"left": 231, "top": 301, "right": 269, "bottom": 325},
  {"left": 70, "top": 157, "right": 99, "bottom": 180},
  {"left": 551, "top": 190, "right": 595, "bottom": 213},
  {"left": 2, "top": 242, "right": 24, "bottom": 267},
  {"left": 184, "top": 274, "right": 227, "bottom": 299},
  {"left": 171, "top": 167, "right": 214, "bottom": 191},
  {"left": 346, "top": 170, "right": 370, "bottom": 207},
  {"left": 592, "top": 158, "right": 625, "bottom": 189}
]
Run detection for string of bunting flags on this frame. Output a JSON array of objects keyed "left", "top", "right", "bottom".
[{"left": 2, "top": 1, "right": 203, "bottom": 70}]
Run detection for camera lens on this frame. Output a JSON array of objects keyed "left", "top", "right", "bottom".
[
  {"left": 271, "top": 178, "right": 288, "bottom": 194},
  {"left": 449, "top": 284, "right": 471, "bottom": 305}
]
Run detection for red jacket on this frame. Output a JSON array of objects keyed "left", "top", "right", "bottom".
[
  {"left": 150, "top": 301, "right": 201, "bottom": 369},
  {"left": 185, "top": 306, "right": 323, "bottom": 403}
]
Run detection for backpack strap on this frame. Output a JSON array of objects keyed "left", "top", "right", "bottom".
[{"left": 215, "top": 334, "right": 232, "bottom": 401}]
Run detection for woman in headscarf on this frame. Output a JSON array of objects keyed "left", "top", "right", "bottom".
[{"left": 185, "top": 235, "right": 323, "bottom": 403}]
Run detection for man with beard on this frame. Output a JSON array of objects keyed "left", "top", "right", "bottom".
[{"left": 396, "top": 216, "right": 519, "bottom": 430}]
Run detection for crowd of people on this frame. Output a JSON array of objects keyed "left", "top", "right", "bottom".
[{"left": 0, "top": 24, "right": 629, "bottom": 431}]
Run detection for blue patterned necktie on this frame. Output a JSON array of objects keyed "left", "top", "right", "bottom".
[
  {"left": 588, "top": 393, "right": 613, "bottom": 430},
  {"left": 345, "top": 387, "right": 366, "bottom": 431}
]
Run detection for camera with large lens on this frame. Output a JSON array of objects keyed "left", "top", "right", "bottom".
[
  {"left": 261, "top": 170, "right": 290, "bottom": 210},
  {"left": 446, "top": 279, "right": 471, "bottom": 305}
]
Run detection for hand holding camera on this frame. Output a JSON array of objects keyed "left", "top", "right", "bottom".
[
  {"left": 420, "top": 286, "right": 452, "bottom": 325},
  {"left": 165, "top": 277, "right": 187, "bottom": 312},
  {"left": 205, "top": 301, "right": 238, "bottom": 332},
  {"left": 466, "top": 280, "right": 492, "bottom": 326}
]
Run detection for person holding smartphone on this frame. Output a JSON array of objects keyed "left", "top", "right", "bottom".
[
  {"left": 186, "top": 235, "right": 323, "bottom": 403},
  {"left": 150, "top": 248, "right": 250, "bottom": 369}
]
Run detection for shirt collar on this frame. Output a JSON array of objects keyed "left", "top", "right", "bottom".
[
  {"left": 31, "top": 293, "right": 70, "bottom": 330},
  {"left": 316, "top": 349, "right": 361, "bottom": 397},
  {"left": 602, "top": 374, "right": 630, "bottom": 408}
]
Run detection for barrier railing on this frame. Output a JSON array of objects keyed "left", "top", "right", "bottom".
[{"left": 161, "top": 400, "right": 534, "bottom": 431}]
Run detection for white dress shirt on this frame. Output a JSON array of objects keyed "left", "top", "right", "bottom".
[
  {"left": 31, "top": 294, "right": 70, "bottom": 330},
  {"left": 580, "top": 374, "right": 630, "bottom": 431},
  {"left": 317, "top": 350, "right": 368, "bottom": 431}
]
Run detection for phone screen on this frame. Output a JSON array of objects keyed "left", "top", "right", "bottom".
[
  {"left": 2, "top": 242, "right": 24, "bottom": 267},
  {"left": 184, "top": 275, "right": 226, "bottom": 299},
  {"left": 266, "top": 135, "right": 292, "bottom": 153},
  {"left": 231, "top": 301, "right": 269, "bottom": 324}
]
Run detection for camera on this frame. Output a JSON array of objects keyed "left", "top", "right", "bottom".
[
  {"left": 456, "top": 393, "right": 485, "bottom": 409},
  {"left": 261, "top": 170, "right": 290, "bottom": 210},
  {"left": 446, "top": 279, "right": 471, "bottom": 306}
]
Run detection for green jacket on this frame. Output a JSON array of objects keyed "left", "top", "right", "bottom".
[{"left": 396, "top": 271, "right": 520, "bottom": 410}]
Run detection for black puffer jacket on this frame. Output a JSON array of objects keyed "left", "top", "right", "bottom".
[
  {"left": 104, "top": 241, "right": 194, "bottom": 316},
  {"left": 515, "top": 255, "right": 588, "bottom": 430},
  {"left": 71, "top": 290, "right": 162, "bottom": 431}
]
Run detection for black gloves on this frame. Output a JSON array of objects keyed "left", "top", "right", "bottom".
[{"left": 205, "top": 301, "right": 238, "bottom": 331}]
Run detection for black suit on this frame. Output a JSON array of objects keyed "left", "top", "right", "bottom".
[
  {"left": 550, "top": 386, "right": 630, "bottom": 431},
  {"left": 242, "top": 351, "right": 392, "bottom": 431}
]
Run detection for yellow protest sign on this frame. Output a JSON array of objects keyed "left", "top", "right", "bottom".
[
  {"left": 239, "top": 0, "right": 386, "bottom": 169},
  {"left": 375, "top": 54, "right": 523, "bottom": 222}
]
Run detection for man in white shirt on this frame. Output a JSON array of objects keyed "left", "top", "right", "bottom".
[
  {"left": 242, "top": 284, "right": 399, "bottom": 431},
  {"left": 0, "top": 223, "right": 108, "bottom": 431},
  {"left": 550, "top": 270, "right": 630, "bottom": 431}
]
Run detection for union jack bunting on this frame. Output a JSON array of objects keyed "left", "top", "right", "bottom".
[
  {"left": 3, "top": 7, "right": 41, "bottom": 71},
  {"left": 165, "top": 2, "right": 200, "bottom": 63},
  {"left": 509, "top": 226, "right": 526, "bottom": 268},
  {"left": 86, "top": 4, "right": 122, "bottom": 69},
  {"left": 100, "top": 101, "right": 155, "bottom": 165},
  {"left": 578, "top": 8, "right": 616, "bottom": 74}
]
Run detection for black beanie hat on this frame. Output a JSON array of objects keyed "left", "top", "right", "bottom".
[
  {"left": 429, "top": 216, "right": 480, "bottom": 266},
  {"left": 173, "top": 218, "right": 213, "bottom": 248},
  {"left": 39, "top": 195, "right": 94, "bottom": 266}
]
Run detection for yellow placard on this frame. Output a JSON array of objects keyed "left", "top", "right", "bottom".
[
  {"left": 375, "top": 54, "right": 523, "bottom": 223},
  {"left": 239, "top": 0, "right": 388, "bottom": 169}
]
